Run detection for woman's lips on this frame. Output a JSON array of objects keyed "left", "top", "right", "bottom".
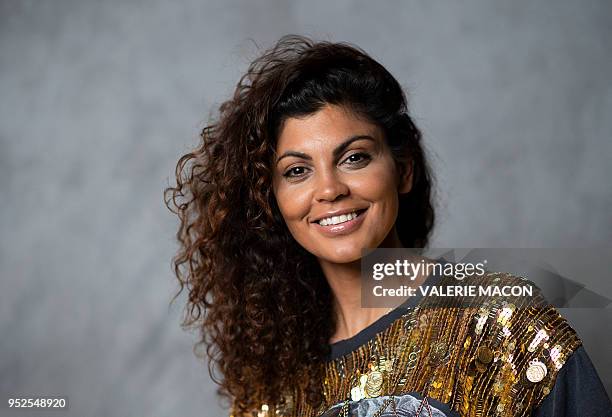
[{"left": 312, "top": 208, "right": 367, "bottom": 237}]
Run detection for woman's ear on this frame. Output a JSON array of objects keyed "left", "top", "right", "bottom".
[{"left": 398, "top": 159, "right": 414, "bottom": 194}]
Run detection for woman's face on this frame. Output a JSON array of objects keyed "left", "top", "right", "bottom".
[{"left": 272, "top": 104, "right": 412, "bottom": 265}]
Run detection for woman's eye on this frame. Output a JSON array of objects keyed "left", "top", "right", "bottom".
[
  {"left": 283, "top": 166, "right": 308, "bottom": 178},
  {"left": 343, "top": 152, "right": 371, "bottom": 166}
]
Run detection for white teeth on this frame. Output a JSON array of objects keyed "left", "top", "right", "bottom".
[{"left": 318, "top": 211, "right": 360, "bottom": 226}]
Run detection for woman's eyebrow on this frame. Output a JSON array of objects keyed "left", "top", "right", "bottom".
[{"left": 276, "top": 135, "right": 376, "bottom": 165}]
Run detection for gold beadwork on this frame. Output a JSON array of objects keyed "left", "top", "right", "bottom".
[{"left": 235, "top": 272, "right": 582, "bottom": 417}]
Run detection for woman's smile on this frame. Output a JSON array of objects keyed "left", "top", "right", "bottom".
[
  {"left": 310, "top": 207, "right": 368, "bottom": 236},
  {"left": 272, "top": 104, "right": 413, "bottom": 264}
]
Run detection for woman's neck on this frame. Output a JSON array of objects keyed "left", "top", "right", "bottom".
[
  {"left": 322, "top": 260, "right": 391, "bottom": 344},
  {"left": 321, "top": 229, "right": 418, "bottom": 344}
]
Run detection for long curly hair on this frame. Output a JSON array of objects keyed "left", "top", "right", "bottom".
[{"left": 164, "top": 34, "right": 435, "bottom": 414}]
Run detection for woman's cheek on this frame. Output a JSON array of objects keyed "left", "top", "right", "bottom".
[{"left": 275, "top": 184, "right": 311, "bottom": 223}]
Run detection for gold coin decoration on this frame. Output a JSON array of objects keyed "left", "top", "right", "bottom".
[
  {"left": 430, "top": 341, "right": 448, "bottom": 363},
  {"left": 365, "top": 370, "right": 383, "bottom": 397},
  {"left": 526, "top": 360, "right": 548, "bottom": 383},
  {"left": 476, "top": 346, "right": 493, "bottom": 364}
]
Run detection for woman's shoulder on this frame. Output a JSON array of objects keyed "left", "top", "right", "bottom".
[
  {"left": 414, "top": 268, "right": 586, "bottom": 413},
  {"left": 430, "top": 269, "right": 583, "bottom": 372}
]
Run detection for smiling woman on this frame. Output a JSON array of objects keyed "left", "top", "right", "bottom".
[
  {"left": 164, "top": 35, "right": 611, "bottom": 417},
  {"left": 273, "top": 104, "right": 412, "bottom": 264}
]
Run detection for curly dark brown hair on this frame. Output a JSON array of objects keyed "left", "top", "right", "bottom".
[{"left": 164, "top": 34, "right": 435, "bottom": 414}]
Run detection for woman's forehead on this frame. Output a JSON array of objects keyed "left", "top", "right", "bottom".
[{"left": 275, "top": 104, "right": 382, "bottom": 152}]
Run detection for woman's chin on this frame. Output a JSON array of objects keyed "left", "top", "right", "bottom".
[{"left": 317, "top": 247, "right": 364, "bottom": 265}]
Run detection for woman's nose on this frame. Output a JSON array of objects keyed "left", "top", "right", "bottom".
[{"left": 314, "top": 172, "right": 350, "bottom": 202}]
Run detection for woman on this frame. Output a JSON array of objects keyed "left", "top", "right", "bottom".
[{"left": 165, "top": 35, "right": 611, "bottom": 417}]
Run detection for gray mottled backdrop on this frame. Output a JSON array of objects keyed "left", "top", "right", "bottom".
[{"left": 1, "top": 1, "right": 611, "bottom": 416}]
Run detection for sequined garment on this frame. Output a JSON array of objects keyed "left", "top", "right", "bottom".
[{"left": 232, "top": 272, "right": 582, "bottom": 417}]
